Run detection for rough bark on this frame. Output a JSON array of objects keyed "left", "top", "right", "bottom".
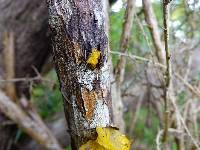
[
  {"left": 102, "top": 0, "right": 125, "bottom": 133},
  {"left": 47, "top": 0, "right": 113, "bottom": 149}
]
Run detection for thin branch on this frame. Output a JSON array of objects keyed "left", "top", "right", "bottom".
[
  {"left": 156, "top": 128, "right": 188, "bottom": 150},
  {"left": 3, "top": 31, "right": 17, "bottom": 101},
  {"left": 175, "top": 73, "right": 200, "bottom": 99},
  {"left": 143, "top": 1, "right": 171, "bottom": 142},
  {"left": 111, "top": 0, "right": 135, "bottom": 132},
  {"left": 110, "top": 51, "right": 200, "bottom": 99},
  {"left": 162, "top": 0, "right": 171, "bottom": 144},
  {"left": 0, "top": 76, "right": 56, "bottom": 85},
  {"left": 111, "top": 50, "right": 200, "bottom": 148},
  {"left": 128, "top": 89, "right": 145, "bottom": 136},
  {"left": 134, "top": 12, "right": 166, "bottom": 85},
  {"left": 142, "top": 0, "right": 165, "bottom": 64},
  {"left": 110, "top": 51, "right": 165, "bottom": 68},
  {"left": 0, "top": 90, "right": 62, "bottom": 150},
  {"left": 169, "top": 93, "right": 200, "bottom": 148},
  {"left": 114, "top": 0, "right": 135, "bottom": 84}
]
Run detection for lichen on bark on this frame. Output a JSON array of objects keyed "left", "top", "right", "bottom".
[{"left": 47, "top": 0, "right": 113, "bottom": 148}]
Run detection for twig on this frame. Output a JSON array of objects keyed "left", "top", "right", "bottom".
[
  {"left": 110, "top": 51, "right": 165, "bottom": 68},
  {"left": 162, "top": 0, "right": 171, "bottom": 144},
  {"left": 110, "top": 51, "right": 200, "bottom": 98},
  {"left": 169, "top": 94, "right": 200, "bottom": 148},
  {"left": 3, "top": 31, "right": 17, "bottom": 101},
  {"left": 0, "top": 90, "right": 62, "bottom": 150},
  {"left": 142, "top": 0, "right": 165, "bottom": 64},
  {"left": 134, "top": 13, "right": 165, "bottom": 86},
  {"left": 0, "top": 120, "right": 15, "bottom": 126},
  {"left": 156, "top": 128, "right": 187, "bottom": 150},
  {"left": 112, "top": 0, "right": 135, "bottom": 132},
  {"left": 0, "top": 77, "right": 40, "bottom": 83},
  {"left": 0, "top": 76, "right": 56, "bottom": 85},
  {"left": 142, "top": 0, "right": 199, "bottom": 148},
  {"left": 31, "top": 65, "right": 42, "bottom": 78},
  {"left": 128, "top": 90, "right": 145, "bottom": 136},
  {"left": 156, "top": 130, "right": 163, "bottom": 150},
  {"left": 110, "top": 50, "right": 200, "bottom": 148},
  {"left": 0, "top": 66, "right": 56, "bottom": 87},
  {"left": 114, "top": 0, "right": 135, "bottom": 84},
  {"left": 175, "top": 73, "right": 200, "bottom": 99}
]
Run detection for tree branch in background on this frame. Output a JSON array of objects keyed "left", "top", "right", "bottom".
[
  {"left": 142, "top": 0, "right": 199, "bottom": 148},
  {"left": 142, "top": 0, "right": 165, "bottom": 65},
  {"left": 3, "top": 32, "right": 17, "bottom": 101},
  {"left": 162, "top": 0, "right": 171, "bottom": 145},
  {"left": 0, "top": 91, "right": 62, "bottom": 150},
  {"left": 0, "top": 75, "right": 56, "bottom": 85},
  {"left": 115, "top": 0, "right": 135, "bottom": 84},
  {"left": 111, "top": 50, "right": 200, "bottom": 99},
  {"left": 102, "top": 0, "right": 126, "bottom": 133},
  {"left": 142, "top": 0, "right": 172, "bottom": 147},
  {"left": 156, "top": 128, "right": 190, "bottom": 150},
  {"left": 111, "top": 50, "right": 200, "bottom": 148},
  {"left": 112, "top": 0, "right": 135, "bottom": 133}
]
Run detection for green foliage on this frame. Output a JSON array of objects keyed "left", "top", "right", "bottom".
[
  {"left": 30, "top": 1, "right": 200, "bottom": 149},
  {"left": 171, "top": 4, "right": 185, "bottom": 20},
  {"left": 152, "top": 1, "right": 163, "bottom": 27},
  {"left": 125, "top": 107, "right": 160, "bottom": 150},
  {"left": 65, "top": 146, "right": 72, "bottom": 150},
  {"left": 109, "top": 9, "right": 125, "bottom": 66},
  {"left": 31, "top": 70, "right": 62, "bottom": 119},
  {"left": 109, "top": 6, "right": 151, "bottom": 68},
  {"left": 110, "top": 4, "right": 161, "bottom": 149},
  {"left": 124, "top": 111, "right": 132, "bottom": 131},
  {"left": 134, "top": 108, "right": 159, "bottom": 146},
  {"left": 178, "top": 91, "right": 187, "bottom": 105}
]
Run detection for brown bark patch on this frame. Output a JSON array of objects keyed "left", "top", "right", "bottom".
[
  {"left": 82, "top": 88, "right": 97, "bottom": 120},
  {"left": 73, "top": 42, "right": 81, "bottom": 64}
]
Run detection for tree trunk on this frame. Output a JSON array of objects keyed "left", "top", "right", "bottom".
[
  {"left": 47, "top": 0, "right": 113, "bottom": 149},
  {"left": 0, "top": 0, "right": 50, "bottom": 148}
]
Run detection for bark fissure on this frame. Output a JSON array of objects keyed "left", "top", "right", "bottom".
[{"left": 47, "top": 0, "right": 113, "bottom": 148}]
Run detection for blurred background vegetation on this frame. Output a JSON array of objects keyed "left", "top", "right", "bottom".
[
  {"left": 0, "top": 0, "right": 199, "bottom": 149},
  {"left": 27, "top": 0, "right": 200, "bottom": 149}
]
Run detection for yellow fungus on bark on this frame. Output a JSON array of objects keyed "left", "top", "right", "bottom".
[
  {"left": 86, "top": 48, "right": 101, "bottom": 68},
  {"left": 79, "top": 127, "right": 131, "bottom": 150}
]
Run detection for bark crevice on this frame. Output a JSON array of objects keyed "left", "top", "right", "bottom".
[{"left": 47, "top": 0, "right": 113, "bottom": 148}]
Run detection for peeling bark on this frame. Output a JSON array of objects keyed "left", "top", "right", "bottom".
[
  {"left": 47, "top": 0, "right": 113, "bottom": 148},
  {"left": 101, "top": 0, "right": 125, "bottom": 133}
]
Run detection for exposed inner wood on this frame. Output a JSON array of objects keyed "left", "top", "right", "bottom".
[{"left": 47, "top": 0, "right": 113, "bottom": 148}]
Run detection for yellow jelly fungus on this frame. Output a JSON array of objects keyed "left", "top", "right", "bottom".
[
  {"left": 86, "top": 48, "right": 101, "bottom": 68},
  {"left": 79, "top": 127, "right": 131, "bottom": 150}
]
